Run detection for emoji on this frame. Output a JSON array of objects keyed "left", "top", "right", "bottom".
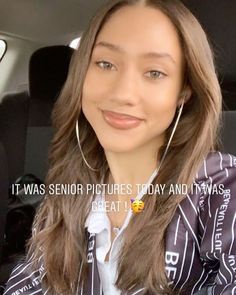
[{"left": 131, "top": 198, "right": 144, "bottom": 213}]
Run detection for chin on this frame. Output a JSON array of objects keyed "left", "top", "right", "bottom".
[{"left": 99, "top": 138, "right": 139, "bottom": 153}]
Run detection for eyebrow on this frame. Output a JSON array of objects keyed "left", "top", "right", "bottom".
[{"left": 94, "top": 41, "right": 176, "bottom": 65}]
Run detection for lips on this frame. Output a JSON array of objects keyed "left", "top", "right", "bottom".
[
  {"left": 101, "top": 110, "right": 143, "bottom": 130},
  {"left": 103, "top": 110, "right": 142, "bottom": 120}
]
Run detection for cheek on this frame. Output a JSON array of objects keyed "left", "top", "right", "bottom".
[
  {"left": 149, "top": 102, "right": 177, "bottom": 133},
  {"left": 82, "top": 75, "right": 94, "bottom": 119},
  {"left": 144, "top": 85, "right": 179, "bottom": 122},
  {"left": 142, "top": 86, "right": 180, "bottom": 136},
  {"left": 82, "top": 70, "right": 108, "bottom": 107}
]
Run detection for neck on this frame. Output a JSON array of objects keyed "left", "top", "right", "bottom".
[{"left": 104, "top": 141, "right": 161, "bottom": 201}]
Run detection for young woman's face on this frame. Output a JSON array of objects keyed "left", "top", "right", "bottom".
[{"left": 82, "top": 5, "right": 185, "bottom": 153}]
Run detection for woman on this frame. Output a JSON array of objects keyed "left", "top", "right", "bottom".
[{"left": 3, "top": 0, "right": 236, "bottom": 294}]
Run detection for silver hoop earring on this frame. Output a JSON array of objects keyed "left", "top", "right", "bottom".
[
  {"left": 76, "top": 120, "right": 100, "bottom": 171},
  {"left": 156, "top": 99, "right": 185, "bottom": 174}
]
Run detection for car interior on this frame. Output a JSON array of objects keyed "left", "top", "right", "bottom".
[{"left": 0, "top": 0, "right": 236, "bottom": 292}]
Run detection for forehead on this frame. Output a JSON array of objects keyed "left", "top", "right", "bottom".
[{"left": 95, "top": 5, "right": 183, "bottom": 66}]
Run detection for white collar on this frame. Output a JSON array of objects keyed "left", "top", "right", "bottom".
[
  {"left": 85, "top": 193, "right": 110, "bottom": 234},
  {"left": 84, "top": 167, "right": 158, "bottom": 234}
]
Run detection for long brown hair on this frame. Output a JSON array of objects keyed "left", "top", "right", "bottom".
[{"left": 28, "top": 0, "right": 222, "bottom": 294}]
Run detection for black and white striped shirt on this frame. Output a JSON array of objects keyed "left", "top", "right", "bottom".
[{"left": 3, "top": 152, "right": 236, "bottom": 295}]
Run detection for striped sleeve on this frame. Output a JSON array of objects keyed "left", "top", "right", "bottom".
[
  {"left": 198, "top": 152, "right": 236, "bottom": 294},
  {"left": 3, "top": 256, "right": 45, "bottom": 295}
]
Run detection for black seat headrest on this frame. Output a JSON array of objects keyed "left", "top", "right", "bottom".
[
  {"left": 29, "top": 45, "right": 74, "bottom": 102},
  {"left": 182, "top": 1, "right": 236, "bottom": 110},
  {"left": 221, "top": 111, "right": 236, "bottom": 155}
]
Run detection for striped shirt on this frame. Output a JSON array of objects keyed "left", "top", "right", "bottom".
[{"left": 3, "top": 151, "right": 236, "bottom": 295}]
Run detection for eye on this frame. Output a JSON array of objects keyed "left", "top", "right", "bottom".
[
  {"left": 95, "top": 61, "right": 116, "bottom": 70},
  {"left": 144, "top": 70, "right": 166, "bottom": 79}
]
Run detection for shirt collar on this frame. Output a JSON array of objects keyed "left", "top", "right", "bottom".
[
  {"left": 85, "top": 167, "right": 158, "bottom": 233},
  {"left": 85, "top": 193, "right": 110, "bottom": 234}
]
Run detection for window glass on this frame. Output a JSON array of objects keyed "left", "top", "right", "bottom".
[
  {"left": 0, "top": 40, "right": 6, "bottom": 61},
  {"left": 70, "top": 37, "right": 81, "bottom": 49}
]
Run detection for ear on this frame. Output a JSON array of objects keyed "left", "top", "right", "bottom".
[{"left": 178, "top": 85, "right": 192, "bottom": 107}]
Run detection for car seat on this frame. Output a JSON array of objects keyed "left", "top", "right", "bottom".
[{"left": 0, "top": 45, "right": 74, "bottom": 286}]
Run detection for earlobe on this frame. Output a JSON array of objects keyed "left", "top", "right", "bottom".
[
  {"left": 178, "top": 85, "right": 192, "bottom": 107},
  {"left": 182, "top": 86, "right": 192, "bottom": 102}
]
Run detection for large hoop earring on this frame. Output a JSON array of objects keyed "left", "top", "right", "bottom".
[
  {"left": 75, "top": 120, "right": 100, "bottom": 171},
  {"left": 156, "top": 99, "right": 185, "bottom": 174}
]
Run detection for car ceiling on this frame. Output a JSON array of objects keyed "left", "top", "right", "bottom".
[
  {"left": 0, "top": 0, "right": 107, "bottom": 44},
  {"left": 0, "top": 0, "right": 235, "bottom": 80}
]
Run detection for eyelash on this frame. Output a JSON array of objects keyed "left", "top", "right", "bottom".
[
  {"left": 94, "top": 60, "right": 167, "bottom": 79},
  {"left": 144, "top": 70, "right": 167, "bottom": 79},
  {"left": 95, "top": 61, "right": 115, "bottom": 70}
]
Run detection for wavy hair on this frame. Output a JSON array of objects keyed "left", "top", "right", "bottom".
[{"left": 28, "top": 0, "right": 222, "bottom": 294}]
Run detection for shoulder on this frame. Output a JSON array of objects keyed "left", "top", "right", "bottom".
[
  {"left": 193, "top": 153, "right": 236, "bottom": 261},
  {"left": 178, "top": 151, "right": 236, "bottom": 232},
  {"left": 196, "top": 151, "right": 236, "bottom": 184},
  {"left": 194, "top": 151, "right": 236, "bottom": 210},
  {"left": 194, "top": 151, "right": 236, "bottom": 228}
]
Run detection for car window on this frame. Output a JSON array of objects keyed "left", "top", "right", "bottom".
[
  {"left": 70, "top": 37, "right": 81, "bottom": 49},
  {"left": 0, "top": 40, "right": 6, "bottom": 61}
]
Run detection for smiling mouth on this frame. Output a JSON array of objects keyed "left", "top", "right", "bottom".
[
  {"left": 101, "top": 110, "right": 143, "bottom": 130},
  {"left": 102, "top": 110, "right": 143, "bottom": 120}
]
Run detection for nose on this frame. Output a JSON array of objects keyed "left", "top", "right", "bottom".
[{"left": 109, "top": 67, "right": 140, "bottom": 105}]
